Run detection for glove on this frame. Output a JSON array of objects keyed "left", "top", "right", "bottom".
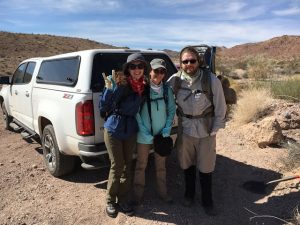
[
  {"left": 210, "top": 131, "right": 217, "bottom": 136},
  {"left": 162, "top": 127, "right": 171, "bottom": 137},
  {"left": 102, "top": 70, "right": 116, "bottom": 90}
]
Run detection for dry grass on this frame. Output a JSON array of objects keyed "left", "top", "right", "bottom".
[
  {"left": 232, "top": 87, "right": 274, "bottom": 125},
  {"left": 292, "top": 206, "right": 300, "bottom": 225},
  {"left": 280, "top": 140, "right": 300, "bottom": 171}
]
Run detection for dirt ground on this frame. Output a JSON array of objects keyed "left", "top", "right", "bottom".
[{"left": 0, "top": 104, "right": 299, "bottom": 225}]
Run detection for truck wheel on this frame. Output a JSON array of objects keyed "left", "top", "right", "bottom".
[
  {"left": 42, "top": 125, "right": 75, "bottom": 177},
  {"left": 1, "top": 103, "right": 12, "bottom": 130}
]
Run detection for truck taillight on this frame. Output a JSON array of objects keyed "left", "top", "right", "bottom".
[{"left": 76, "top": 100, "right": 95, "bottom": 136}]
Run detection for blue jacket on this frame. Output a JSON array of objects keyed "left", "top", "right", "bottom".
[
  {"left": 100, "top": 85, "right": 143, "bottom": 140},
  {"left": 136, "top": 83, "right": 176, "bottom": 144}
]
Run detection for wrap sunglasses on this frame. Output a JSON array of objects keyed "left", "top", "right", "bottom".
[
  {"left": 182, "top": 59, "right": 197, "bottom": 65},
  {"left": 129, "top": 63, "right": 144, "bottom": 70}
]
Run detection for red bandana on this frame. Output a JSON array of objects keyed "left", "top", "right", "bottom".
[{"left": 127, "top": 76, "right": 145, "bottom": 96}]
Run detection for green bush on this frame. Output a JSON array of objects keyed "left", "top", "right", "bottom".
[{"left": 270, "top": 78, "right": 300, "bottom": 102}]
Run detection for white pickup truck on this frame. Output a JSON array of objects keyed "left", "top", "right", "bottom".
[{"left": 0, "top": 49, "right": 178, "bottom": 177}]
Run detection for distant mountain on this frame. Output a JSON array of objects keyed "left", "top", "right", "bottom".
[
  {"left": 0, "top": 31, "right": 299, "bottom": 75},
  {"left": 218, "top": 35, "right": 300, "bottom": 60},
  {"left": 0, "top": 31, "right": 121, "bottom": 75}
]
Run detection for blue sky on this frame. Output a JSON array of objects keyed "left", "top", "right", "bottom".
[{"left": 0, "top": 0, "right": 299, "bottom": 51}]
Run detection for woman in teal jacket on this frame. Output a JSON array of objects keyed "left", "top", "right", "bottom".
[{"left": 133, "top": 58, "right": 176, "bottom": 204}]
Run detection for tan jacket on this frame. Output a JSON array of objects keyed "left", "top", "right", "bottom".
[{"left": 167, "top": 69, "right": 226, "bottom": 138}]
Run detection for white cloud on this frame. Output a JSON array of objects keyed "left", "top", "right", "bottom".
[
  {"left": 273, "top": 6, "right": 300, "bottom": 16},
  {"left": 60, "top": 18, "right": 299, "bottom": 50},
  {"left": 157, "top": 0, "right": 204, "bottom": 5},
  {"left": 0, "top": 0, "right": 120, "bottom": 13}
]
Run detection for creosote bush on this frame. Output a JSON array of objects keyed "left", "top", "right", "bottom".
[
  {"left": 232, "top": 87, "right": 274, "bottom": 125},
  {"left": 246, "top": 55, "right": 274, "bottom": 80}
]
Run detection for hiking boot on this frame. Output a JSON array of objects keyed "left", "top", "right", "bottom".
[
  {"left": 117, "top": 202, "right": 134, "bottom": 216},
  {"left": 159, "top": 194, "right": 173, "bottom": 204},
  {"left": 131, "top": 194, "right": 143, "bottom": 206},
  {"left": 130, "top": 197, "right": 142, "bottom": 206},
  {"left": 106, "top": 203, "right": 117, "bottom": 218},
  {"left": 203, "top": 205, "right": 218, "bottom": 216},
  {"left": 182, "top": 197, "right": 193, "bottom": 207}
]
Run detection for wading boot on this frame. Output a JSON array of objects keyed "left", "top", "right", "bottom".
[
  {"left": 183, "top": 166, "right": 196, "bottom": 207},
  {"left": 199, "top": 172, "right": 218, "bottom": 216}
]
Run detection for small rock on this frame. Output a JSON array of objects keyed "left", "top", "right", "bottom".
[
  {"left": 284, "top": 112, "right": 291, "bottom": 119},
  {"left": 29, "top": 173, "right": 34, "bottom": 177},
  {"left": 10, "top": 160, "right": 15, "bottom": 163},
  {"left": 32, "top": 164, "right": 38, "bottom": 169},
  {"left": 0, "top": 163, "right": 3, "bottom": 166}
]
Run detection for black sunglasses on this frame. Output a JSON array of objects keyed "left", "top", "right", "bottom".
[
  {"left": 129, "top": 63, "right": 144, "bottom": 70},
  {"left": 153, "top": 68, "right": 166, "bottom": 75},
  {"left": 182, "top": 59, "right": 197, "bottom": 65}
]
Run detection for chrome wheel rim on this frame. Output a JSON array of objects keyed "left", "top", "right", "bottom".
[{"left": 43, "top": 133, "right": 56, "bottom": 170}]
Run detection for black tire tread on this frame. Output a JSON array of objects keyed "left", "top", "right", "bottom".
[{"left": 42, "top": 125, "right": 75, "bottom": 177}]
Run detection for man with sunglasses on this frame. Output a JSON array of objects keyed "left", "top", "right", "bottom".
[{"left": 167, "top": 46, "right": 226, "bottom": 216}]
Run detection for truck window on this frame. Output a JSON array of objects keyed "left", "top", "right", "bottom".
[
  {"left": 37, "top": 57, "right": 80, "bottom": 86},
  {"left": 91, "top": 52, "right": 177, "bottom": 92},
  {"left": 23, "top": 62, "right": 36, "bottom": 84},
  {"left": 12, "top": 63, "right": 26, "bottom": 84}
]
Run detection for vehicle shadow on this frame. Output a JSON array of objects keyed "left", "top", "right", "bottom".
[{"left": 63, "top": 165, "right": 110, "bottom": 185}]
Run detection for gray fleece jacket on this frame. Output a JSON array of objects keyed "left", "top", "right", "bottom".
[{"left": 167, "top": 69, "right": 226, "bottom": 138}]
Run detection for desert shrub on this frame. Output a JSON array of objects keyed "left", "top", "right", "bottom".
[
  {"left": 234, "top": 57, "right": 248, "bottom": 70},
  {"left": 246, "top": 55, "right": 274, "bottom": 80},
  {"left": 285, "top": 56, "right": 300, "bottom": 75},
  {"left": 246, "top": 77, "right": 300, "bottom": 102},
  {"left": 270, "top": 78, "right": 300, "bottom": 102},
  {"left": 232, "top": 87, "right": 273, "bottom": 125},
  {"left": 281, "top": 140, "right": 300, "bottom": 171}
]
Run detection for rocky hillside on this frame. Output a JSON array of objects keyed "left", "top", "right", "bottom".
[
  {"left": 0, "top": 31, "right": 121, "bottom": 75},
  {"left": 218, "top": 35, "right": 300, "bottom": 60}
]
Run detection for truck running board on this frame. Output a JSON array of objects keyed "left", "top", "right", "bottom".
[
  {"left": 21, "top": 131, "right": 35, "bottom": 139},
  {"left": 9, "top": 122, "right": 23, "bottom": 131}
]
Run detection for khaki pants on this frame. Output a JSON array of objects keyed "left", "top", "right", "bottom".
[
  {"left": 104, "top": 129, "right": 136, "bottom": 204},
  {"left": 133, "top": 143, "right": 168, "bottom": 200},
  {"left": 177, "top": 133, "right": 216, "bottom": 173}
]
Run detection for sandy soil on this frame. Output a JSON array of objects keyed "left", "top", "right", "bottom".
[{"left": 0, "top": 105, "right": 299, "bottom": 225}]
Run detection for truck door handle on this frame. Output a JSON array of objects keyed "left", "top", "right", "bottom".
[
  {"left": 14, "top": 90, "right": 18, "bottom": 95},
  {"left": 25, "top": 91, "right": 30, "bottom": 97}
]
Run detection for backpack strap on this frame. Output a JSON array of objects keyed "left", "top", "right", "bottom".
[
  {"left": 163, "top": 82, "right": 169, "bottom": 106},
  {"left": 200, "top": 68, "right": 214, "bottom": 116},
  {"left": 172, "top": 71, "right": 182, "bottom": 97},
  {"left": 146, "top": 88, "right": 154, "bottom": 135}
]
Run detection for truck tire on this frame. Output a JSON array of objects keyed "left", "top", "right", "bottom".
[
  {"left": 1, "top": 103, "right": 12, "bottom": 131},
  {"left": 42, "top": 125, "right": 75, "bottom": 177}
]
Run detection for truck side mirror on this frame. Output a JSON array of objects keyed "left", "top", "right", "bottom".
[{"left": 0, "top": 76, "right": 11, "bottom": 84}]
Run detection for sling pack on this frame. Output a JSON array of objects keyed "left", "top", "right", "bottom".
[{"left": 172, "top": 68, "right": 214, "bottom": 119}]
